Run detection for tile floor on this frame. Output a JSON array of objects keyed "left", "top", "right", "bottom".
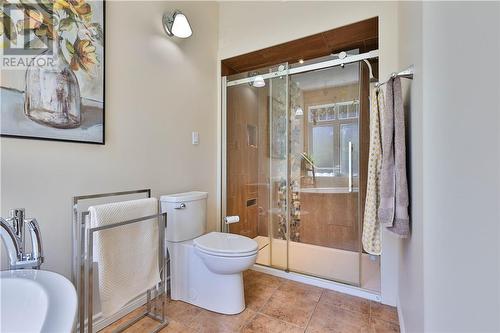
[{"left": 100, "top": 270, "right": 400, "bottom": 333}]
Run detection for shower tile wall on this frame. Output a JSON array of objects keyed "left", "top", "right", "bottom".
[{"left": 226, "top": 84, "right": 269, "bottom": 239}]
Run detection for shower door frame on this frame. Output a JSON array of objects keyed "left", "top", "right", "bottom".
[{"left": 220, "top": 49, "right": 379, "bottom": 287}]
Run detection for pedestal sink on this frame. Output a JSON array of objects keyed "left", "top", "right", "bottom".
[{"left": 1, "top": 269, "right": 77, "bottom": 333}]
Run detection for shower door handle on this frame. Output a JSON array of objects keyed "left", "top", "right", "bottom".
[{"left": 348, "top": 141, "right": 353, "bottom": 193}]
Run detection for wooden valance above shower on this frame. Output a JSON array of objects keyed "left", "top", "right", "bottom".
[{"left": 221, "top": 17, "right": 378, "bottom": 76}]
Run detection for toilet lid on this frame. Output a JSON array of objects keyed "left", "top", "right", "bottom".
[{"left": 194, "top": 232, "right": 258, "bottom": 255}]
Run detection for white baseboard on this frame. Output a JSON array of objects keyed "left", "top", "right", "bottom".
[
  {"left": 251, "top": 264, "right": 381, "bottom": 302},
  {"left": 397, "top": 295, "right": 406, "bottom": 333}
]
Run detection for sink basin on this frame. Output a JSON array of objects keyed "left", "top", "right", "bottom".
[{"left": 1, "top": 269, "right": 77, "bottom": 333}]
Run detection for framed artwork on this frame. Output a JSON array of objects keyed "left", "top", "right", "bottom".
[{"left": 0, "top": 1, "right": 105, "bottom": 144}]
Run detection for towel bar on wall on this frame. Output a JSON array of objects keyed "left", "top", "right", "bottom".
[{"left": 376, "top": 65, "right": 415, "bottom": 88}]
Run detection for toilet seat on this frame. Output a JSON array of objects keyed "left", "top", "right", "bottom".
[{"left": 194, "top": 232, "right": 258, "bottom": 257}]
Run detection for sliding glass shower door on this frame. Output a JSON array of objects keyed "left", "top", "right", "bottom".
[
  {"left": 287, "top": 62, "right": 361, "bottom": 286},
  {"left": 223, "top": 58, "right": 371, "bottom": 288},
  {"left": 224, "top": 64, "right": 289, "bottom": 271}
]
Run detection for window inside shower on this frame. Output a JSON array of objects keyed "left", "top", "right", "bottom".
[{"left": 223, "top": 56, "right": 380, "bottom": 292}]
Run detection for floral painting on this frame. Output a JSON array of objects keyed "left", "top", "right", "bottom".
[{"left": 0, "top": 0, "right": 105, "bottom": 144}]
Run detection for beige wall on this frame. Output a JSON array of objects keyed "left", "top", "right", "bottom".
[
  {"left": 422, "top": 3, "right": 500, "bottom": 332},
  {"left": 218, "top": 1, "right": 401, "bottom": 306},
  {"left": 397, "top": 2, "right": 424, "bottom": 332},
  {"left": 398, "top": 2, "right": 500, "bottom": 332},
  {"left": 0, "top": 1, "right": 219, "bottom": 278}
]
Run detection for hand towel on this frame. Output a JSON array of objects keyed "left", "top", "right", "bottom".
[
  {"left": 378, "top": 77, "right": 410, "bottom": 237},
  {"left": 362, "top": 86, "right": 384, "bottom": 255},
  {"left": 389, "top": 77, "right": 410, "bottom": 237},
  {"left": 89, "top": 197, "right": 160, "bottom": 317},
  {"left": 378, "top": 80, "right": 395, "bottom": 226}
]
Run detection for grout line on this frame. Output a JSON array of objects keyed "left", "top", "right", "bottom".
[
  {"left": 369, "top": 300, "right": 373, "bottom": 323},
  {"left": 250, "top": 273, "right": 308, "bottom": 330},
  {"left": 256, "top": 312, "right": 305, "bottom": 331},
  {"left": 304, "top": 288, "right": 324, "bottom": 332},
  {"left": 239, "top": 310, "right": 258, "bottom": 332},
  {"left": 256, "top": 275, "right": 284, "bottom": 313},
  {"left": 369, "top": 301, "right": 403, "bottom": 327}
]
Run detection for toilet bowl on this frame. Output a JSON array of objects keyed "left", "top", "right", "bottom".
[
  {"left": 160, "top": 192, "right": 258, "bottom": 315},
  {"left": 194, "top": 232, "right": 258, "bottom": 275}
]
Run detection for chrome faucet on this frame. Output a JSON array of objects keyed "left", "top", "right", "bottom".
[{"left": 0, "top": 208, "right": 44, "bottom": 269}]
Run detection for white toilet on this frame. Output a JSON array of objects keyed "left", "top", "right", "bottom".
[{"left": 160, "top": 191, "right": 258, "bottom": 315}]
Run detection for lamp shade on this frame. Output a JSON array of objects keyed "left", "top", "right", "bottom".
[
  {"left": 163, "top": 11, "right": 192, "bottom": 38},
  {"left": 171, "top": 12, "right": 192, "bottom": 38}
]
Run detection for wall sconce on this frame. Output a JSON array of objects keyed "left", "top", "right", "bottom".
[{"left": 162, "top": 10, "right": 192, "bottom": 38}]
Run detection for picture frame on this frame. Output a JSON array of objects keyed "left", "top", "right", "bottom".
[{"left": 0, "top": 1, "right": 106, "bottom": 144}]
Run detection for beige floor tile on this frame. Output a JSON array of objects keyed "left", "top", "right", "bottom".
[
  {"left": 320, "top": 290, "right": 370, "bottom": 315},
  {"left": 126, "top": 317, "right": 160, "bottom": 333},
  {"left": 243, "top": 270, "right": 284, "bottom": 311},
  {"left": 370, "top": 302, "right": 399, "bottom": 324},
  {"left": 244, "top": 283, "right": 278, "bottom": 311},
  {"left": 159, "top": 319, "right": 198, "bottom": 333},
  {"left": 186, "top": 307, "right": 256, "bottom": 333},
  {"left": 275, "top": 280, "right": 324, "bottom": 302},
  {"left": 260, "top": 289, "right": 319, "bottom": 328},
  {"left": 164, "top": 298, "right": 204, "bottom": 323},
  {"left": 306, "top": 302, "right": 370, "bottom": 333},
  {"left": 244, "top": 270, "right": 284, "bottom": 289},
  {"left": 368, "top": 317, "right": 400, "bottom": 333},
  {"left": 99, "top": 271, "right": 397, "bottom": 333},
  {"left": 241, "top": 313, "right": 305, "bottom": 333}
]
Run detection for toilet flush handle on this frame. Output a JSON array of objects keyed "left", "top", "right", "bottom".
[{"left": 174, "top": 203, "right": 186, "bottom": 210}]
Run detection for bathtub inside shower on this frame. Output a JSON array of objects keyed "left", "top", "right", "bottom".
[{"left": 253, "top": 236, "right": 380, "bottom": 292}]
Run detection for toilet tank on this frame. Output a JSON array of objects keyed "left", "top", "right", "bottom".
[{"left": 160, "top": 191, "right": 208, "bottom": 242}]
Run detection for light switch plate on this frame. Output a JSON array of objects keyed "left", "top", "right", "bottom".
[{"left": 192, "top": 131, "right": 199, "bottom": 145}]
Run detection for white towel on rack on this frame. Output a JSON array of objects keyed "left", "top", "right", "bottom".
[{"left": 89, "top": 197, "right": 160, "bottom": 317}]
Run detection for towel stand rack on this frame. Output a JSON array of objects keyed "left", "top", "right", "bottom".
[{"left": 73, "top": 189, "right": 168, "bottom": 333}]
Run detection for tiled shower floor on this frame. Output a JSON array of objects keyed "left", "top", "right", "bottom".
[{"left": 100, "top": 270, "right": 399, "bottom": 333}]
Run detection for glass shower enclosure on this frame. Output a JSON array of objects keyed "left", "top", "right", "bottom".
[{"left": 222, "top": 55, "right": 377, "bottom": 290}]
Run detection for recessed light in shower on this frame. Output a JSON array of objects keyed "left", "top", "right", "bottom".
[
  {"left": 252, "top": 75, "right": 266, "bottom": 88},
  {"left": 295, "top": 106, "right": 304, "bottom": 117},
  {"left": 163, "top": 10, "right": 192, "bottom": 38}
]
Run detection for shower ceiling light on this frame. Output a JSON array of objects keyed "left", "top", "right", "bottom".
[
  {"left": 295, "top": 106, "right": 304, "bottom": 117},
  {"left": 252, "top": 75, "right": 266, "bottom": 88},
  {"left": 163, "top": 11, "right": 192, "bottom": 38}
]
